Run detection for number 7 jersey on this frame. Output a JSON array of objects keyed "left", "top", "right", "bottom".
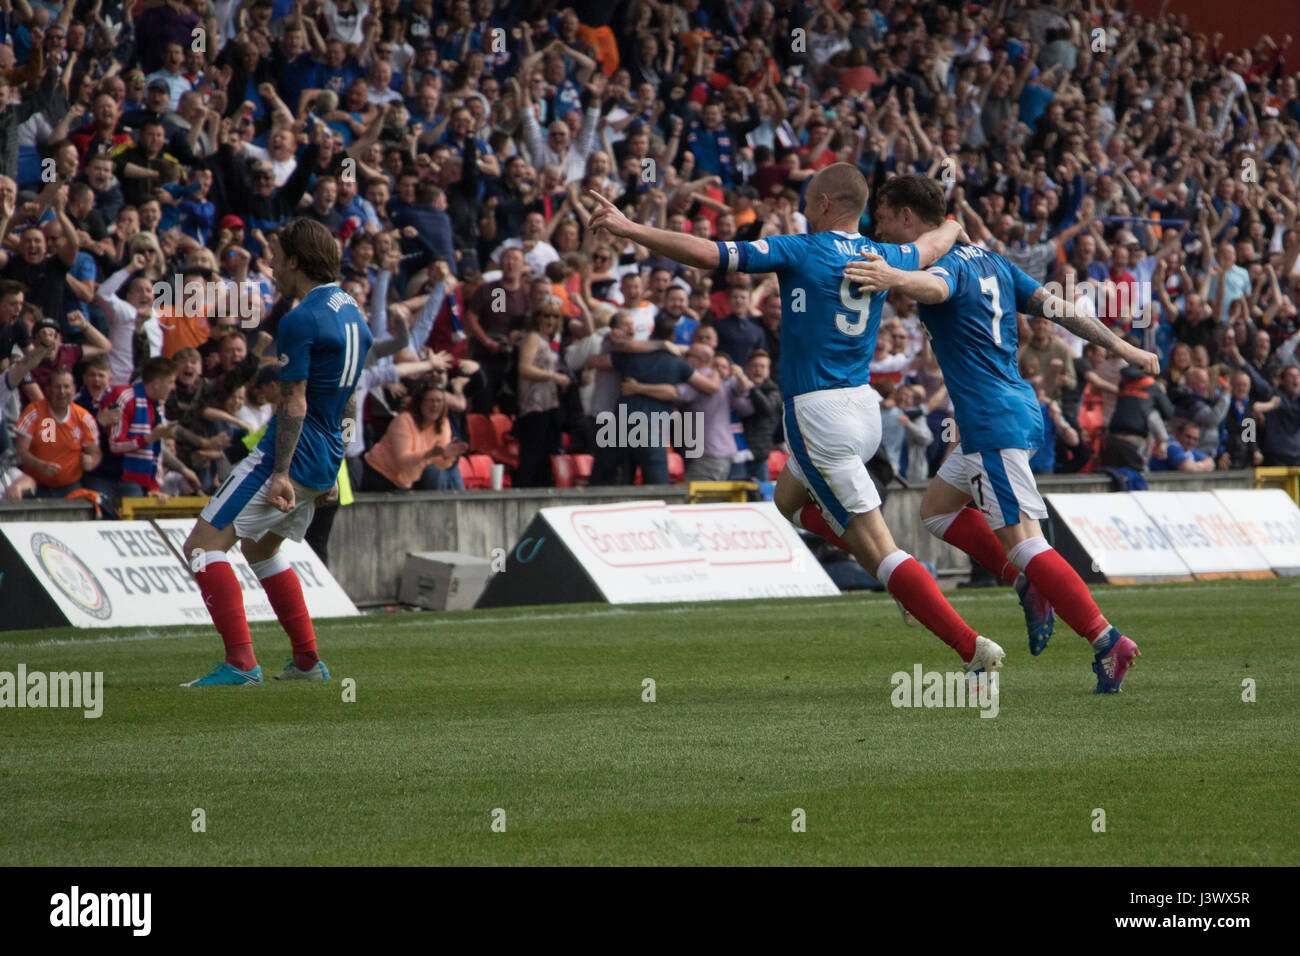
[
  {"left": 918, "top": 243, "right": 1044, "bottom": 454},
  {"left": 256, "top": 282, "right": 373, "bottom": 491},
  {"left": 717, "top": 231, "right": 919, "bottom": 399}
]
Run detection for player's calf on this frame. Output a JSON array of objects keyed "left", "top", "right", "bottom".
[
  {"left": 793, "top": 502, "right": 851, "bottom": 553},
  {"left": 923, "top": 506, "right": 1021, "bottom": 585},
  {"left": 1010, "top": 539, "right": 1108, "bottom": 643},
  {"left": 872, "top": 547, "right": 979, "bottom": 664},
  {"left": 925, "top": 504, "right": 1054, "bottom": 652},
  {"left": 248, "top": 551, "right": 320, "bottom": 671}
]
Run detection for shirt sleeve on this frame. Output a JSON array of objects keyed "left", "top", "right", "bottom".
[
  {"left": 110, "top": 394, "right": 146, "bottom": 451},
  {"left": 78, "top": 408, "right": 100, "bottom": 446},
  {"left": 1009, "top": 263, "right": 1044, "bottom": 312},
  {"left": 924, "top": 262, "right": 959, "bottom": 297},
  {"left": 277, "top": 306, "right": 314, "bottom": 381},
  {"left": 15, "top": 404, "right": 38, "bottom": 438},
  {"left": 716, "top": 234, "right": 801, "bottom": 274},
  {"left": 873, "top": 241, "right": 920, "bottom": 271}
]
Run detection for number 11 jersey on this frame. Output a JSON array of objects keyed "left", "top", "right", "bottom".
[{"left": 256, "top": 282, "right": 373, "bottom": 491}]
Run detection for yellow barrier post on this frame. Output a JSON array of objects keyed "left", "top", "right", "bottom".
[
  {"left": 1253, "top": 466, "right": 1300, "bottom": 504},
  {"left": 116, "top": 496, "right": 212, "bottom": 520},
  {"left": 686, "top": 480, "right": 759, "bottom": 504}
]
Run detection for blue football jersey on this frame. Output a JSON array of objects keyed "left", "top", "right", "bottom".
[
  {"left": 918, "top": 244, "right": 1045, "bottom": 453},
  {"left": 716, "top": 232, "right": 919, "bottom": 399},
  {"left": 257, "top": 282, "right": 373, "bottom": 490}
]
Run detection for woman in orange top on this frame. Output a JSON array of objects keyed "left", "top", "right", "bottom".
[{"left": 361, "top": 379, "right": 468, "bottom": 491}]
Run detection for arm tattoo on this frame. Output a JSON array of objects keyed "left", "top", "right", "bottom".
[
  {"left": 341, "top": 392, "right": 358, "bottom": 442},
  {"left": 273, "top": 380, "right": 306, "bottom": 475},
  {"left": 1023, "top": 286, "right": 1124, "bottom": 352}
]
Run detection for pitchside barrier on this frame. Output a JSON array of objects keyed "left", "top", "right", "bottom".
[
  {"left": 0, "top": 519, "right": 357, "bottom": 631},
  {"left": 1046, "top": 489, "right": 1300, "bottom": 584},
  {"left": 476, "top": 501, "right": 839, "bottom": 607}
]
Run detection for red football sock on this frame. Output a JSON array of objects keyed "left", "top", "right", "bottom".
[
  {"left": 942, "top": 507, "right": 1020, "bottom": 585},
  {"left": 1023, "top": 548, "right": 1109, "bottom": 642},
  {"left": 797, "top": 502, "right": 850, "bottom": 553},
  {"left": 886, "top": 557, "right": 979, "bottom": 662},
  {"left": 260, "top": 567, "right": 319, "bottom": 669},
  {"left": 195, "top": 556, "right": 256, "bottom": 671}
]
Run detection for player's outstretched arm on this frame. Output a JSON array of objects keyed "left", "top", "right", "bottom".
[
  {"left": 912, "top": 219, "right": 966, "bottom": 269},
  {"left": 845, "top": 253, "right": 951, "bottom": 303},
  {"left": 586, "top": 190, "right": 721, "bottom": 269},
  {"left": 1022, "top": 287, "right": 1160, "bottom": 375}
]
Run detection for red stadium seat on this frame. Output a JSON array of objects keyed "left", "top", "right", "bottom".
[
  {"left": 489, "top": 412, "right": 514, "bottom": 444},
  {"left": 551, "top": 454, "right": 575, "bottom": 488},
  {"left": 488, "top": 412, "right": 520, "bottom": 469},
  {"left": 465, "top": 454, "right": 495, "bottom": 489},
  {"left": 572, "top": 454, "right": 593, "bottom": 487},
  {"left": 459, "top": 456, "right": 483, "bottom": 489},
  {"left": 467, "top": 414, "right": 497, "bottom": 456},
  {"left": 768, "top": 449, "right": 789, "bottom": 476},
  {"left": 666, "top": 451, "right": 685, "bottom": 483}
]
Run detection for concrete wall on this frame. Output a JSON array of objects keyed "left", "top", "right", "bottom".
[
  {"left": 329, "top": 470, "right": 1255, "bottom": 605},
  {"left": 0, "top": 501, "right": 96, "bottom": 523},
  {"left": 331, "top": 485, "right": 690, "bottom": 605}
]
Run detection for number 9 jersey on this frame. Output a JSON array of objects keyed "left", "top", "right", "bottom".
[
  {"left": 716, "top": 231, "right": 919, "bottom": 400},
  {"left": 257, "top": 283, "right": 373, "bottom": 491}
]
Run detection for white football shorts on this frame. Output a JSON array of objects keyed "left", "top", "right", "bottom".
[
  {"left": 936, "top": 446, "right": 1047, "bottom": 530},
  {"left": 782, "top": 384, "right": 883, "bottom": 535},
  {"left": 200, "top": 447, "right": 319, "bottom": 543}
]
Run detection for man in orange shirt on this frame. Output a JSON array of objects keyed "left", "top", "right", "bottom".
[{"left": 6, "top": 369, "right": 102, "bottom": 500}]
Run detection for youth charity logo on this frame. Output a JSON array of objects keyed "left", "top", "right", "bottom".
[{"left": 31, "top": 532, "right": 113, "bottom": 620}]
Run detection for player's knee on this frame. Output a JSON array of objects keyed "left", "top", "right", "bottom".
[
  {"left": 922, "top": 510, "right": 962, "bottom": 539},
  {"left": 1006, "top": 535, "right": 1052, "bottom": 571}
]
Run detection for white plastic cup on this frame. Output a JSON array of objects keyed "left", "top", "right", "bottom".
[{"left": 490, "top": 464, "right": 505, "bottom": 491}]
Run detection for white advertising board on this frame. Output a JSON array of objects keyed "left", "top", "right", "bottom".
[
  {"left": 1045, "top": 493, "right": 1192, "bottom": 582},
  {"left": 541, "top": 501, "right": 839, "bottom": 603},
  {"left": 0, "top": 520, "right": 356, "bottom": 629},
  {"left": 1129, "top": 491, "right": 1274, "bottom": 578},
  {"left": 1213, "top": 489, "right": 1300, "bottom": 576}
]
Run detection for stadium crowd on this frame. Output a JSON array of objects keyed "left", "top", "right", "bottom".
[{"left": 2, "top": 0, "right": 1300, "bottom": 542}]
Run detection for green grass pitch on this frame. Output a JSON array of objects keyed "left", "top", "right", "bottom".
[{"left": 1, "top": 579, "right": 1296, "bottom": 866}]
